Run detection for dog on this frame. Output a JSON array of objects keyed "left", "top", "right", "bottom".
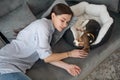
[{"left": 64, "top": 19, "right": 101, "bottom": 53}]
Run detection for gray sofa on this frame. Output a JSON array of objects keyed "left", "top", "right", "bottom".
[{"left": 0, "top": 0, "right": 120, "bottom": 80}]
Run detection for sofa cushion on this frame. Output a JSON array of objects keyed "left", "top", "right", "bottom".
[
  {"left": 0, "top": 3, "right": 36, "bottom": 42},
  {"left": 27, "top": 0, "right": 54, "bottom": 18},
  {"left": 0, "top": 0, "right": 24, "bottom": 17}
]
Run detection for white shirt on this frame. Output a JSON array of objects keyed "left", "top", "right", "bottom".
[{"left": 0, "top": 18, "right": 55, "bottom": 74}]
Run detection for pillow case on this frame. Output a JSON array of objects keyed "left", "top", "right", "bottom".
[{"left": 0, "top": 3, "right": 36, "bottom": 42}]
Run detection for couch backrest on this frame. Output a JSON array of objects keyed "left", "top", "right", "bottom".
[
  {"left": 26, "top": 0, "right": 54, "bottom": 18},
  {"left": 65, "top": 0, "right": 120, "bottom": 13},
  {"left": 0, "top": 0, "right": 24, "bottom": 17}
]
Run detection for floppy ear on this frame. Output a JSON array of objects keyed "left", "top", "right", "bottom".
[{"left": 82, "top": 33, "right": 90, "bottom": 53}]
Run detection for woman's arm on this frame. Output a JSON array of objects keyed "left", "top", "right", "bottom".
[
  {"left": 44, "top": 49, "right": 88, "bottom": 63},
  {"left": 50, "top": 61, "right": 81, "bottom": 76}
]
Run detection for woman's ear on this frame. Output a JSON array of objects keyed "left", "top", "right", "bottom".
[{"left": 51, "top": 13, "right": 56, "bottom": 19}]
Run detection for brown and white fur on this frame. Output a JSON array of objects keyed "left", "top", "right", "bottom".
[{"left": 70, "top": 19, "right": 100, "bottom": 53}]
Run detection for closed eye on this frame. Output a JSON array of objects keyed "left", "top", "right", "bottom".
[{"left": 61, "top": 20, "right": 64, "bottom": 22}]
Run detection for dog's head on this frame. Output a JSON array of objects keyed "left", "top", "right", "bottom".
[{"left": 73, "top": 32, "right": 90, "bottom": 52}]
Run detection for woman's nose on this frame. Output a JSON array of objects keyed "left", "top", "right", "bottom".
[{"left": 62, "top": 22, "right": 67, "bottom": 28}]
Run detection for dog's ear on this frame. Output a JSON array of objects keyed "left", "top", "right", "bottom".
[{"left": 82, "top": 33, "right": 90, "bottom": 53}]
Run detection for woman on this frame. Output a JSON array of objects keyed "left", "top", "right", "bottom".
[{"left": 0, "top": 3, "right": 88, "bottom": 80}]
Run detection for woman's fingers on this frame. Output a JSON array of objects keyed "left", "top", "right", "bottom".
[
  {"left": 69, "top": 65, "right": 81, "bottom": 76},
  {"left": 70, "top": 49, "right": 88, "bottom": 58},
  {"left": 79, "top": 50, "right": 88, "bottom": 58},
  {"left": 74, "top": 66, "right": 81, "bottom": 75},
  {"left": 69, "top": 69, "right": 79, "bottom": 76}
]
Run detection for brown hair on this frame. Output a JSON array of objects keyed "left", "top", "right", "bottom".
[{"left": 46, "top": 3, "right": 73, "bottom": 19}]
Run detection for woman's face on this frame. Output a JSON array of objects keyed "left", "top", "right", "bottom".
[{"left": 51, "top": 13, "right": 72, "bottom": 32}]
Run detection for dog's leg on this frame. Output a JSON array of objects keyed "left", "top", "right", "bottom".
[{"left": 82, "top": 33, "right": 90, "bottom": 53}]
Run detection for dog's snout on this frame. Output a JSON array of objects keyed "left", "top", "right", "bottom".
[
  {"left": 73, "top": 39, "right": 84, "bottom": 47},
  {"left": 73, "top": 39, "right": 84, "bottom": 49},
  {"left": 73, "top": 40, "right": 79, "bottom": 46}
]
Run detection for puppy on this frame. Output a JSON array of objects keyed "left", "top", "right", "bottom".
[{"left": 70, "top": 19, "right": 101, "bottom": 53}]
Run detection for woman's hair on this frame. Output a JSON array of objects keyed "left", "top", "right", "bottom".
[{"left": 46, "top": 3, "right": 73, "bottom": 19}]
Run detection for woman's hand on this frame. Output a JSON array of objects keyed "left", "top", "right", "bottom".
[
  {"left": 65, "top": 64, "right": 81, "bottom": 76},
  {"left": 68, "top": 49, "right": 88, "bottom": 58},
  {"left": 50, "top": 61, "right": 81, "bottom": 76}
]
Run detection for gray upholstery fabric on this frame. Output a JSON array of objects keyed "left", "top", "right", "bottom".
[
  {"left": 0, "top": 0, "right": 24, "bottom": 17},
  {"left": 119, "top": 1, "right": 120, "bottom": 11},
  {"left": 26, "top": 0, "right": 54, "bottom": 18},
  {"left": 65, "top": 0, "right": 120, "bottom": 13},
  {"left": 0, "top": 4, "right": 36, "bottom": 41}
]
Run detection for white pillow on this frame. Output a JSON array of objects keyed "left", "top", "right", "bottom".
[
  {"left": 70, "top": 1, "right": 113, "bottom": 45},
  {"left": 70, "top": 2, "right": 89, "bottom": 17}
]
